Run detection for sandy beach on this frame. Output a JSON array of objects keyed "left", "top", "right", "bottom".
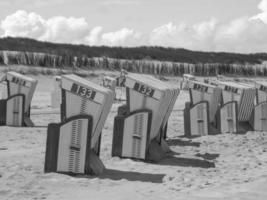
[{"left": 0, "top": 75, "right": 267, "bottom": 200}]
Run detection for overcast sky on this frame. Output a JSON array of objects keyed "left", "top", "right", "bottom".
[{"left": 0, "top": 0, "right": 267, "bottom": 53}]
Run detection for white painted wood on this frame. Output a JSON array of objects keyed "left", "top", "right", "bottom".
[
  {"left": 57, "top": 118, "right": 89, "bottom": 173},
  {"left": 51, "top": 76, "right": 62, "bottom": 108},
  {"left": 220, "top": 103, "right": 237, "bottom": 133},
  {"left": 188, "top": 81, "right": 221, "bottom": 123},
  {"left": 253, "top": 102, "right": 267, "bottom": 131},
  {"left": 122, "top": 112, "right": 149, "bottom": 159},
  {"left": 189, "top": 102, "right": 208, "bottom": 136},
  {"left": 6, "top": 95, "right": 23, "bottom": 126}
]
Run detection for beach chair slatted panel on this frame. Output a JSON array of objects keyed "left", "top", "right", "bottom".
[
  {"left": 112, "top": 109, "right": 152, "bottom": 160},
  {"left": 45, "top": 116, "right": 96, "bottom": 174},
  {"left": 6, "top": 94, "right": 25, "bottom": 127},
  {"left": 255, "top": 82, "right": 267, "bottom": 104},
  {"left": 250, "top": 101, "right": 267, "bottom": 131},
  {"left": 218, "top": 101, "right": 238, "bottom": 133},
  {"left": 184, "top": 101, "right": 209, "bottom": 136}
]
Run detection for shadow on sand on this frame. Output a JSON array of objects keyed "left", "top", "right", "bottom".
[
  {"left": 166, "top": 138, "right": 201, "bottom": 147},
  {"left": 195, "top": 153, "right": 220, "bottom": 160},
  {"left": 156, "top": 155, "right": 215, "bottom": 168},
  {"left": 98, "top": 169, "right": 165, "bottom": 183}
]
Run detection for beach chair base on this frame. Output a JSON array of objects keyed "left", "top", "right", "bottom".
[{"left": 44, "top": 114, "right": 105, "bottom": 175}]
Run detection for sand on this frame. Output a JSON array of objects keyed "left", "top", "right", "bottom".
[{"left": 0, "top": 75, "right": 267, "bottom": 200}]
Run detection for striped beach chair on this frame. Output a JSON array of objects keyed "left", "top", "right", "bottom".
[
  {"left": 216, "top": 81, "right": 256, "bottom": 133},
  {"left": 184, "top": 81, "right": 222, "bottom": 136},
  {"left": 112, "top": 73, "right": 179, "bottom": 161},
  {"left": 45, "top": 74, "right": 114, "bottom": 175},
  {"left": 249, "top": 82, "right": 267, "bottom": 131},
  {"left": 0, "top": 71, "right": 37, "bottom": 127}
]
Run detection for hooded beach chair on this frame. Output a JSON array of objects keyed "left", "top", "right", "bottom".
[
  {"left": 102, "top": 76, "right": 116, "bottom": 91},
  {"left": 112, "top": 73, "right": 179, "bottom": 161},
  {"left": 0, "top": 71, "right": 37, "bottom": 127},
  {"left": 184, "top": 81, "right": 222, "bottom": 136},
  {"left": 249, "top": 81, "right": 267, "bottom": 131},
  {"left": 216, "top": 81, "right": 256, "bottom": 133},
  {"left": 45, "top": 74, "right": 114, "bottom": 175}
]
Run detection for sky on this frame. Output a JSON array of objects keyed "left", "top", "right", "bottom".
[{"left": 0, "top": 0, "right": 267, "bottom": 53}]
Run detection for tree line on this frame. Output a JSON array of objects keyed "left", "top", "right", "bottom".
[{"left": 0, "top": 37, "right": 267, "bottom": 64}]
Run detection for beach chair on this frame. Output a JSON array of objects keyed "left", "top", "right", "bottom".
[
  {"left": 51, "top": 76, "right": 62, "bottom": 108},
  {"left": 249, "top": 82, "right": 267, "bottom": 131},
  {"left": 102, "top": 76, "right": 116, "bottom": 91},
  {"left": 184, "top": 81, "right": 222, "bottom": 136},
  {"left": 216, "top": 81, "right": 256, "bottom": 133},
  {"left": 180, "top": 74, "right": 196, "bottom": 90},
  {"left": 45, "top": 74, "right": 114, "bottom": 175},
  {"left": 112, "top": 73, "right": 179, "bottom": 161},
  {"left": 0, "top": 71, "right": 37, "bottom": 127}
]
